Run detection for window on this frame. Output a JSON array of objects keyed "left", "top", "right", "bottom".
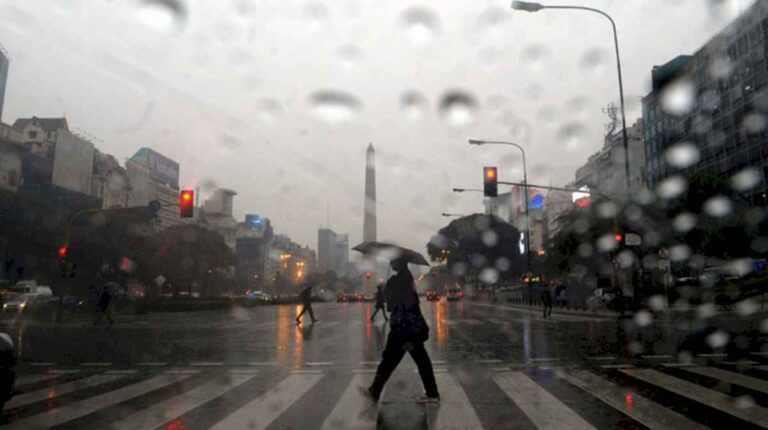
[{"left": 27, "top": 131, "right": 37, "bottom": 139}]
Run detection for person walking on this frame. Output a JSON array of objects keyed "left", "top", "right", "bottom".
[
  {"left": 296, "top": 282, "right": 318, "bottom": 324},
  {"left": 370, "top": 284, "right": 388, "bottom": 322},
  {"left": 93, "top": 280, "right": 116, "bottom": 325},
  {"left": 541, "top": 286, "right": 553, "bottom": 319},
  {"left": 359, "top": 257, "right": 439, "bottom": 403}
]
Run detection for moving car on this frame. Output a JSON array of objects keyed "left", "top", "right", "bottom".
[{"left": 425, "top": 290, "right": 441, "bottom": 302}]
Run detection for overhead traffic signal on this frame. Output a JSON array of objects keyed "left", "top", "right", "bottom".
[
  {"left": 57, "top": 244, "right": 68, "bottom": 259},
  {"left": 614, "top": 232, "right": 623, "bottom": 243},
  {"left": 180, "top": 190, "right": 194, "bottom": 218},
  {"left": 483, "top": 166, "right": 498, "bottom": 197}
]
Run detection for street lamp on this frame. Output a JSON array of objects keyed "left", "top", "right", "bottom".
[
  {"left": 452, "top": 188, "right": 483, "bottom": 193},
  {"left": 510, "top": 1, "right": 631, "bottom": 200},
  {"left": 441, "top": 213, "right": 464, "bottom": 218}
]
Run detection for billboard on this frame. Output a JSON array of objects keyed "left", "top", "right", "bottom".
[
  {"left": 245, "top": 214, "right": 265, "bottom": 230},
  {"left": 132, "top": 147, "right": 179, "bottom": 189},
  {"left": 572, "top": 186, "right": 591, "bottom": 208}
]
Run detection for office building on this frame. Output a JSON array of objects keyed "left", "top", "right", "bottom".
[
  {"left": 126, "top": 147, "right": 183, "bottom": 230},
  {"left": 318, "top": 227, "right": 349, "bottom": 276}
]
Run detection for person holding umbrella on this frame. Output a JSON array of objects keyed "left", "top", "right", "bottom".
[
  {"left": 353, "top": 242, "right": 439, "bottom": 403},
  {"left": 296, "top": 280, "right": 318, "bottom": 324}
]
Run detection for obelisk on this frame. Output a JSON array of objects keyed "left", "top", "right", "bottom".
[{"left": 364, "top": 143, "right": 377, "bottom": 243}]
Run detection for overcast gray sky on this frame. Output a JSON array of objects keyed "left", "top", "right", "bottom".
[{"left": 0, "top": 0, "right": 754, "bottom": 255}]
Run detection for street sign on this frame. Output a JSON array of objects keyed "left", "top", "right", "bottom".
[
  {"left": 148, "top": 200, "right": 162, "bottom": 217},
  {"left": 625, "top": 233, "right": 642, "bottom": 247}
]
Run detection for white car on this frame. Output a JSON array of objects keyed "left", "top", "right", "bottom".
[{"left": 2, "top": 293, "right": 46, "bottom": 313}]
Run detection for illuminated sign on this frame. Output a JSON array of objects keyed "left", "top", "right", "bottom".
[
  {"left": 572, "top": 186, "right": 591, "bottom": 208},
  {"left": 245, "top": 214, "right": 265, "bottom": 230}
]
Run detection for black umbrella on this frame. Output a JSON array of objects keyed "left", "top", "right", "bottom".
[{"left": 352, "top": 241, "right": 430, "bottom": 266}]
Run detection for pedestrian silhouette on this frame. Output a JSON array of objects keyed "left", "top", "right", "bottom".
[
  {"left": 359, "top": 257, "right": 439, "bottom": 403},
  {"left": 541, "top": 287, "right": 553, "bottom": 318},
  {"left": 93, "top": 271, "right": 116, "bottom": 325},
  {"left": 296, "top": 282, "right": 318, "bottom": 324},
  {"left": 370, "top": 284, "right": 388, "bottom": 322}
]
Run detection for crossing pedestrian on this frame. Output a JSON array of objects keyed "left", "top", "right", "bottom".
[
  {"left": 296, "top": 281, "right": 318, "bottom": 324},
  {"left": 359, "top": 257, "right": 439, "bottom": 403},
  {"left": 370, "top": 284, "right": 388, "bottom": 322},
  {"left": 93, "top": 279, "right": 116, "bottom": 325},
  {"left": 541, "top": 286, "right": 553, "bottom": 318}
]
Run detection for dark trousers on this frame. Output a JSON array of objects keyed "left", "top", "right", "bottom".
[
  {"left": 297, "top": 303, "right": 315, "bottom": 322},
  {"left": 370, "top": 333, "right": 438, "bottom": 399},
  {"left": 370, "top": 304, "right": 388, "bottom": 321},
  {"left": 543, "top": 302, "right": 552, "bottom": 317}
]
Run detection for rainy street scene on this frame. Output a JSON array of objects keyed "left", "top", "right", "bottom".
[{"left": 2, "top": 0, "right": 768, "bottom": 429}]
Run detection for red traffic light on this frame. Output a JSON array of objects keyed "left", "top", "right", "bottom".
[
  {"left": 483, "top": 166, "right": 498, "bottom": 197},
  {"left": 57, "top": 244, "right": 68, "bottom": 259},
  {"left": 615, "top": 233, "right": 623, "bottom": 243},
  {"left": 180, "top": 190, "right": 194, "bottom": 218},
  {"left": 365, "top": 272, "right": 372, "bottom": 279}
]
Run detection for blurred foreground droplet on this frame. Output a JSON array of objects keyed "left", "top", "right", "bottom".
[
  {"left": 665, "top": 142, "right": 700, "bottom": 168},
  {"left": 309, "top": 90, "right": 361, "bottom": 123},
  {"left": 400, "top": 7, "right": 440, "bottom": 46},
  {"left": 557, "top": 123, "right": 589, "bottom": 151},
  {"left": 731, "top": 167, "right": 762, "bottom": 192},
  {"left": 401, "top": 91, "right": 428, "bottom": 120},
  {"left": 479, "top": 267, "right": 499, "bottom": 284},
  {"left": 135, "top": 0, "right": 186, "bottom": 33},
  {"left": 438, "top": 90, "right": 477, "bottom": 126},
  {"left": 579, "top": 47, "right": 608, "bottom": 76},
  {"left": 706, "top": 330, "right": 730, "bottom": 348},
  {"left": 703, "top": 195, "right": 732, "bottom": 218},
  {"left": 660, "top": 79, "right": 695, "bottom": 116},
  {"left": 673, "top": 212, "right": 697, "bottom": 233},
  {"left": 656, "top": 176, "right": 687, "bottom": 199},
  {"left": 634, "top": 310, "right": 653, "bottom": 327}
]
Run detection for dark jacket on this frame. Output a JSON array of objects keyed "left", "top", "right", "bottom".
[
  {"left": 386, "top": 270, "right": 428, "bottom": 342},
  {"left": 300, "top": 287, "right": 312, "bottom": 305},
  {"left": 375, "top": 288, "right": 386, "bottom": 307}
]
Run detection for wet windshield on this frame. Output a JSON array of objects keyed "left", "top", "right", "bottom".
[{"left": 0, "top": 0, "right": 767, "bottom": 429}]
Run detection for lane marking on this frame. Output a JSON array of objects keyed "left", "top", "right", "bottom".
[
  {"left": 475, "top": 359, "right": 503, "bottom": 364},
  {"left": 105, "top": 370, "right": 140, "bottom": 375},
  {"left": 352, "top": 369, "right": 377, "bottom": 374},
  {"left": 15, "top": 373, "right": 63, "bottom": 386},
  {"left": 109, "top": 373, "right": 257, "bottom": 430},
  {"left": 29, "top": 362, "right": 55, "bottom": 367},
  {"left": 493, "top": 371, "right": 597, "bottom": 430},
  {"left": 248, "top": 361, "right": 278, "bottom": 366},
  {"left": 80, "top": 362, "right": 111, "bottom": 367},
  {"left": 683, "top": 366, "right": 768, "bottom": 394},
  {"left": 7, "top": 373, "right": 126, "bottom": 409},
  {"left": 4, "top": 373, "right": 194, "bottom": 430},
  {"left": 698, "top": 353, "right": 727, "bottom": 358},
  {"left": 601, "top": 364, "right": 634, "bottom": 369},
  {"left": 359, "top": 361, "right": 379, "bottom": 366},
  {"left": 530, "top": 358, "right": 558, "bottom": 362},
  {"left": 590, "top": 356, "right": 617, "bottom": 361},
  {"left": 661, "top": 362, "right": 695, "bottom": 368},
  {"left": 426, "top": 373, "right": 483, "bottom": 430},
  {"left": 621, "top": 368, "right": 768, "bottom": 424},
  {"left": 292, "top": 369, "right": 323, "bottom": 374},
  {"left": 641, "top": 355, "right": 672, "bottom": 359},
  {"left": 164, "top": 369, "right": 200, "bottom": 375},
  {"left": 562, "top": 369, "right": 709, "bottom": 430},
  {"left": 321, "top": 374, "right": 378, "bottom": 430},
  {"left": 137, "top": 362, "right": 167, "bottom": 367},
  {"left": 306, "top": 362, "right": 334, "bottom": 366},
  {"left": 189, "top": 361, "right": 223, "bottom": 367},
  {"left": 211, "top": 372, "right": 323, "bottom": 430},
  {"left": 48, "top": 369, "right": 80, "bottom": 374}
]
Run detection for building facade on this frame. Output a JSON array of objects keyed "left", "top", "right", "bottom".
[
  {"left": 0, "top": 122, "right": 23, "bottom": 193},
  {"left": 126, "top": 147, "right": 182, "bottom": 231},
  {"left": 0, "top": 46, "right": 8, "bottom": 121},
  {"left": 90, "top": 150, "right": 130, "bottom": 208},
  {"left": 201, "top": 189, "right": 238, "bottom": 250},
  {"left": 643, "top": 0, "right": 768, "bottom": 205},
  {"left": 318, "top": 227, "right": 349, "bottom": 276}
]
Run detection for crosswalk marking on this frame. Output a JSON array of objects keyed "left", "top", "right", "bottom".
[
  {"left": 108, "top": 373, "right": 257, "bottom": 430},
  {"left": 562, "top": 369, "right": 710, "bottom": 430},
  {"left": 426, "top": 373, "right": 483, "bottom": 430},
  {"left": 321, "top": 374, "right": 378, "bottom": 430},
  {"left": 7, "top": 373, "right": 125, "bottom": 409},
  {"left": 621, "top": 368, "right": 768, "bottom": 425},
  {"left": 15, "top": 373, "right": 68, "bottom": 386},
  {"left": 4, "top": 373, "right": 194, "bottom": 430},
  {"left": 683, "top": 366, "right": 768, "bottom": 394},
  {"left": 211, "top": 372, "right": 323, "bottom": 430},
  {"left": 493, "top": 371, "right": 597, "bottom": 430}
]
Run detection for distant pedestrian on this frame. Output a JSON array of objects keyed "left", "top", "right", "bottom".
[
  {"left": 359, "top": 257, "right": 439, "bottom": 403},
  {"left": 93, "top": 281, "right": 116, "bottom": 325},
  {"left": 541, "top": 287, "right": 553, "bottom": 318},
  {"left": 370, "top": 284, "right": 388, "bottom": 322},
  {"left": 296, "top": 282, "right": 318, "bottom": 324}
]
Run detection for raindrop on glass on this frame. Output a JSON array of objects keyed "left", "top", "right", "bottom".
[
  {"left": 401, "top": 91, "right": 428, "bottom": 120},
  {"left": 656, "top": 175, "right": 687, "bottom": 199},
  {"left": 761, "top": 319, "right": 768, "bottom": 333},
  {"left": 339, "top": 44, "right": 363, "bottom": 67},
  {"left": 495, "top": 257, "right": 510, "bottom": 271},
  {"left": 706, "top": 330, "right": 730, "bottom": 348},
  {"left": 703, "top": 195, "right": 732, "bottom": 218},
  {"left": 400, "top": 7, "right": 440, "bottom": 46},
  {"left": 617, "top": 250, "right": 635, "bottom": 269},
  {"left": 537, "top": 105, "right": 558, "bottom": 129},
  {"left": 438, "top": 90, "right": 477, "bottom": 127},
  {"left": 521, "top": 44, "right": 549, "bottom": 72},
  {"left": 557, "top": 123, "right": 589, "bottom": 151},
  {"left": 648, "top": 295, "right": 666, "bottom": 311},
  {"left": 665, "top": 142, "right": 700, "bottom": 168},
  {"left": 669, "top": 244, "right": 691, "bottom": 262},
  {"left": 524, "top": 83, "right": 544, "bottom": 101},
  {"left": 452, "top": 262, "right": 467, "bottom": 276},
  {"left": 306, "top": 2, "right": 328, "bottom": 25},
  {"left": 743, "top": 112, "right": 767, "bottom": 134},
  {"left": 697, "top": 303, "right": 716, "bottom": 319},
  {"left": 673, "top": 212, "right": 697, "bottom": 232},
  {"left": 735, "top": 395, "right": 756, "bottom": 410},
  {"left": 731, "top": 167, "right": 762, "bottom": 192},
  {"left": 579, "top": 47, "right": 608, "bottom": 76},
  {"left": 135, "top": 0, "right": 187, "bottom": 33},
  {"left": 577, "top": 243, "right": 593, "bottom": 258},
  {"left": 736, "top": 299, "right": 758, "bottom": 317},
  {"left": 479, "top": 267, "right": 499, "bottom": 284},
  {"left": 634, "top": 310, "right": 653, "bottom": 327},
  {"left": 257, "top": 99, "right": 282, "bottom": 123},
  {"left": 482, "top": 230, "right": 498, "bottom": 247},
  {"left": 660, "top": 78, "right": 696, "bottom": 116},
  {"left": 596, "top": 202, "right": 618, "bottom": 219},
  {"left": 597, "top": 234, "right": 618, "bottom": 252},
  {"left": 232, "top": 0, "right": 255, "bottom": 17},
  {"left": 476, "top": 6, "right": 507, "bottom": 36},
  {"left": 309, "top": 90, "right": 361, "bottom": 123},
  {"left": 709, "top": 55, "right": 734, "bottom": 79}
]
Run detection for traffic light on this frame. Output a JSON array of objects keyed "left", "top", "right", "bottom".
[
  {"left": 57, "top": 244, "right": 68, "bottom": 259},
  {"left": 179, "top": 190, "right": 194, "bottom": 218},
  {"left": 483, "top": 166, "right": 498, "bottom": 197},
  {"left": 365, "top": 272, "right": 372, "bottom": 280},
  {"left": 615, "top": 232, "right": 623, "bottom": 243}
]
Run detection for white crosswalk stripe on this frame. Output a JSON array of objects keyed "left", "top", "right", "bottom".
[
  {"left": 7, "top": 373, "right": 127, "bottom": 409},
  {"left": 493, "top": 371, "right": 597, "bottom": 430},
  {"left": 210, "top": 372, "right": 323, "bottom": 430},
  {"left": 14, "top": 372, "right": 68, "bottom": 386},
  {"left": 426, "top": 372, "right": 483, "bottom": 430},
  {"left": 682, "top": 366, "right": 768, "bottom": 394},
  {"left": 108, "top": 372, "right": 258, "bottom": 430},
  {"left": 321, "top": 374, "right": 378, "bottom": 430},
  {"left": 621, "top": 368, "right": 768, "bottom": 426}
]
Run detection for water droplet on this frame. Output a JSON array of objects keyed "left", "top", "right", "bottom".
[
  {"left": 521, "top": 44, "right": 549, "bottom": 72},
  {"left": 573, "top": 218, "right": 590, "bottom": 235},
  {"left": 731, "top": 167, "right": 762, "bottom": 192},
  {"left": 709, "top": 55, "right": 734, "bottom": 79},
  {"left": 495, "top": 258, "right": 510, "bottom": 271},
  {"left": 257, "top": 99, "right": 282, "bottom": 123},
  {"left": 482, "top": 230, "right": 498, "bottom": 247},
  {"left": 200, "top": 179, "right": 218, "bottom": 192},
  {"left": 648, "top": 295, "right": 666, "bottom": 311},
  {"left": 726, "top": 258, "right": 753, "bottom": 277},
  {"left": 135, "top": 0, "right": 186, "bottom": 33},
  {"left": 579, "top": 47, "right": 608, "bottom": 76},
  {"left": 743, "top": 113, "right": 767, "bottom": 134},
  {"left": 400, "top": 7, "right": 440, "bottom": 46},
  {"left": 596, "top": 202, "right": 618, "bottom": 219},
  {"left": 306, "top": 2, "right": 328, "bottom": 25},
  {"left": 697, "top": 303, "right": 716, "bottom": 319},
  {"left": 761, "top": 319, "right": 768, "bottom": 333},
  {"left": 669, "top": 244, "right": 691, "bottom": 262},
  {"left": 577, "top": 243, "right": 593, "bottom": 258},
  {"left": 736, "top": 299, "right": 758, "bottom": 316},
  {"left": 401, "top": 91, "right": 428, "bottom": 120},
  {"left": 597, "top": 234, "right": 618, "bottom": 252},
  {"left": 476, "top": 6, "right": 507, "bottom": 36},
  {"left": 735, "top": 395, "right": 756, "bottom": 410},
  {"left": 634, "top": 310, "right": 653, "bottom": 327},
  {"left": 452, "top": 262, "right": 467, "bottom": 276},
  {"left": 557, "top": 123, "right": 589, "bottom": 150},
  {"left": 703, "top": 195, "right": 732, "bottom": 217},
  {"left": 706, "top": 330, "right": 730, "bottom": 348},
  {"left": 660, "top": 78, "right": 696, "bottom": 116},
  {"left": 565, "top": 95, "right": 591, "bottom": 118},
  {"left": 656, "top": 175, "right": 687, "bottom": 199},
  {"left": 309, "top": 90, "right": 361, "bottom": 123},
  {"left": 479, "top": 267, "right": 499, "bottom": 284},
  {"left": 438, "top": 90, "right": 477, "bottom": 127},
  {"left": 478, "top": 47, "right": 501, "bottom": 68},
  {"left": 339, "top": 44, "right": 363, "bottom": 67},
  {"left": 524, "top": 83, "right": 544, "bottom": 101},
  {"left": 232, "top": 0, "right": 255, "bottom": 17},
  {"left": 665, "top": 142, "right": 700, "bottom": 168},
  {"left": 673, "top": 212, "right": 697, "bottom": 232},
  {"left": 617, "top": 250, "right": 635, "bottom": 269},
  {"left": 537, "top": 106, "right": 557, "bottom": 129}
]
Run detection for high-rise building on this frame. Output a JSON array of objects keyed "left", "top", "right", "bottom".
[
  {"left": 642, "top": 0, "right": 768, "bottom": 205},
  {"left": 91, "top": 150, "right": 130, "bottom": 209},
  {"left": 364, "top": 143, "right": 377, "bottom": 242},
  {"left": 318, "top": 227, "right": 349, "bottom": 276},
  {"left": 126, "top": 147, "right": 183, "bottom": 230},
  {"left": 0, "top": 45, "right": 9, "bottom": 121},
  {"left": 202, "top": 189, "right": 238, "bottom": 250}
]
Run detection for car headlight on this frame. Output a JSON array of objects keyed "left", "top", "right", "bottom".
[
  {"left": 19, "top": 302, "right": 26, "bottom": 309},
  {"left": 2, "top": 304, "right": 6, "bottom": 310}
]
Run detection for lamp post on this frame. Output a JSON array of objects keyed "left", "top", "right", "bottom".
[
  {"left": 511, "top": 1, "right": 631, "bottom": 200},
  {"left": 441, "top": 213, "right": 465, "bottom": 218}
]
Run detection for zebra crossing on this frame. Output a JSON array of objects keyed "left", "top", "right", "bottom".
[{"left": 3, "top": 359, "right": 768, "bottom": 429}]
